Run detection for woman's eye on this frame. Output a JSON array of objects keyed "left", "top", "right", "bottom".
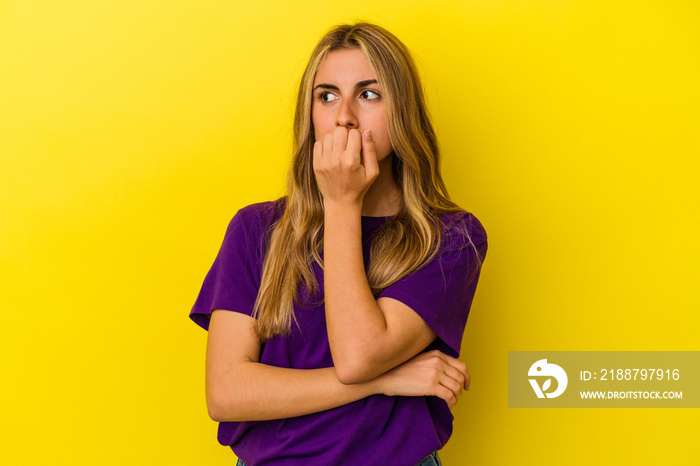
[
  {"left": 361, "top": 89, "right": 380, "bottom": 100},
  {"left": 319, "top": 92, "right": 338, "bottom": 103}
]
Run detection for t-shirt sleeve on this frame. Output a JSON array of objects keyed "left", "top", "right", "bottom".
[
  {"left": 377, "top": 212, "right": 487, "bottom": 357},
  {"left": 189, "top": 206, "right": 263, "bottom": 331}
]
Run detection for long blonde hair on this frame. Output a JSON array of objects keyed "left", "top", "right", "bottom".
[{"left": 252, "top": 22, "right": 477, "bottom": 341}]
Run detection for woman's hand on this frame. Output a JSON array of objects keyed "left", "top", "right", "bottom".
[
  {"left": 313, "top": 127, "right": 379, "bottom": 207},
  {"left": 373, "top": 350, "right": 471, "bottom": 410}
]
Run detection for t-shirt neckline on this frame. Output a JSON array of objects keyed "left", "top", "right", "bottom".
[{"left": 360, "top": 214, "right": 393, "bottom": 234}]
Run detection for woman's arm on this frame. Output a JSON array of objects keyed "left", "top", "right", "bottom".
[
  {"left": 314, "top": 128, "right": 441, "bottom": 384},
  {"left": 323, "top": 203, "right": 438, "bottom": 384},
  {"left": 206, "top": 309, "right": 374, "bottom": 422},
  {"left": 206, "top": 309, "right": 468, "bottom": 422}
]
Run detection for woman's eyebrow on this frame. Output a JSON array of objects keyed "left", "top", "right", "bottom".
[{"left": 313, "top": 79, "right": 378, "bottom": 92}]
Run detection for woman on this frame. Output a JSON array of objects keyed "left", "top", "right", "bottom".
[{"left": 190, "top": 22, "right": 488, "bottom": 465}]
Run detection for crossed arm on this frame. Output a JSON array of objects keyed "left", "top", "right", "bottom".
[
  {"left": 206, "top": 203, "right": 468, "bottom": 423},
  {"left": 206, "top": 310, "right": 468, "bottom": 422}
]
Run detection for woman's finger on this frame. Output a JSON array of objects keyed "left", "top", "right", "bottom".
[
  {"left": 441, "top": 364, "right": 466, "bottom": 390},
  {"left": 437, "top": 371, "right": 462, "bottom": 404},
  {"left": 361, "top": 129, "right": 379, "bottom": 179},
  {"left": 345, "top": 128, "right": 362, "bottom": 166},
  {"left": 434, "top": 385, "right": 457, "bottom": 410},
  {"left": 431, "top": 351, "right": 470, "bottom": 390},
  {"left": 323, "top": 132, "right": 333, "bottom": 163},
  {"left": 332, "top": 126, "right": 349, "bottom": 156}
]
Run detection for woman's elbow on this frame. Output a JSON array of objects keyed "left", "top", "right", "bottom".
[
  {"left": 334, "top": 355, "right": 377, "bottom": 385},
  {"left": 206, "top": 384, "right": 245, "bottom": 422},
  {"left": 207, "top": 404, "right": 223, "bottom": 423},
  {"left": 206, "top": 387, "right": 227, "bottom": 422}
]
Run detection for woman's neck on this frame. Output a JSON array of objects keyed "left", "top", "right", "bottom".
[{"left": 361, "top": 155, "right": 402, "bottom": 217}]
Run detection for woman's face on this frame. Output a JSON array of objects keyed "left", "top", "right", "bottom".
[{"left": 311, "top": 48, "right": 393, "bottom": 163}]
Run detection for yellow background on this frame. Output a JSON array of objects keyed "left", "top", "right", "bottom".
[{"left": 1, "top": 0, "right": 698, "bottom": 464}]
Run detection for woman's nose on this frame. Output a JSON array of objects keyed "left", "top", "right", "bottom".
[{"left": 335, "top": 100, "right": 358, "bottom": 128}]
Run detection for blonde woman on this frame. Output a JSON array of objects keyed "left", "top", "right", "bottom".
[{"left": 190, "top": 22, "right": 488, "bottom": 466}]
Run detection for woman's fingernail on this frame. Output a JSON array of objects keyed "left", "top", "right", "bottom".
[{"left": 363, "top": 130, "right": 372, "bottom": 140}]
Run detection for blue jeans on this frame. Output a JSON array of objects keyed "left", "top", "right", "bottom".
[
  {"left": 235, "top": 451, "right": 442, "bottom": 466},
  {"left": 417, "top": 451, "right": 443, "bottom": 466}
]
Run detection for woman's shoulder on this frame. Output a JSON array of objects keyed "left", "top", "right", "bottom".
[
  {"left": 433, "top": 208, "right": 488, "bottom": 263},
  {"left": 235, "top": 197, "right": 286, "bottom": 220},
  {"left": 225, "top": 197, "right": 287, "bottom": 239},
  {"left": 439, "top": 208, "right": 487, "bottom": 243}
]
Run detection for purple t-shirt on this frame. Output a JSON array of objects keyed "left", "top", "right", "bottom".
[{"left": 190, "top": 197, "right": 487, "bottom": 466}]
